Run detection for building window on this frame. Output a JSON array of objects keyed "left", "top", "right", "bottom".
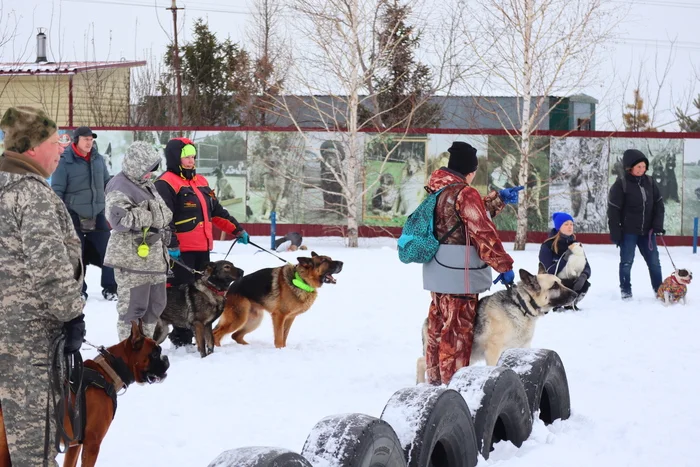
[{"left": 577, "top": 118, "right": 591, "bottom": 131}]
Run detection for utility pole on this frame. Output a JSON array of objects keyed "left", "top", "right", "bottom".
[{"left": 167, "top": 0, "right": 184, "bottom": 133}]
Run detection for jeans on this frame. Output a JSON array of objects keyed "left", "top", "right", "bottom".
[
  {"left": 71, "top": 212, "right": 117, "bottom": 295},
  {"left": 619, "top": 232, "right": 663, "bottom": 296}
]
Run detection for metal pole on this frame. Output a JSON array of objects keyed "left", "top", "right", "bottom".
[
  {"left": 270, "top": 211, "right": 277, "bottom": 250},
  {"left": 168, "top": 0, "right": 184, "bottom": 134},
  {"left": 693, "top": 217, "right": 698, "bottom": 254}
]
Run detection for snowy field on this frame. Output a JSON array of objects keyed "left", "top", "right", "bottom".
[{"left": 63, "top": 237, "right": 700, "bottom": 466}]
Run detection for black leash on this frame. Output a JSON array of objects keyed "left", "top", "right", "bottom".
[
  {"left": 49, "top": 332, "right": 84, "bottom": 453},
  {"left": 170, "top": 257, "right": 205, "bottom": 276},
  {"left": 657, "top": 235, "right": 678, "bottom": 271},
  {"left": 248, "top": 240, "right": 291, "bottom": 264},
  {"left": 223, "top": 238, "right": 239, "bottom": 261}
]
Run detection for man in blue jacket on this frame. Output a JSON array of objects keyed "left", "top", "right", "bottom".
[{"left": 52, "top": 126, "right": 117, "bottom": 300}]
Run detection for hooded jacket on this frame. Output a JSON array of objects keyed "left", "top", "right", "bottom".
[
  {"left": 607, "top": 150, "right": 664, "bottom": 242},
  {"left": 422, "top": 167, "right": 513, "bottom": 295},
  {"left": 154, "top": 138, "right": 243, "bottom": 252},
  {"left": 0, "top": 151, "right": 85, "bottom": 328},
  {"left": 104, "top": 142, "right": 172, "bottom": 275},
  {"left": 51, "top": 143, "right": 111, "bottom": 219}
]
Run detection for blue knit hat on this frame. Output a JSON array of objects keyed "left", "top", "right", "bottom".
[{"left": 552, "top": 212, "right": 574, "bottom": 231}]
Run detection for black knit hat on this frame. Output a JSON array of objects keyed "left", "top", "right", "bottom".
[
  {"left": 447, "top": 141, "right": 478, "bottom": 175},
  {"left": 622, "top": 149, "right": 649, "bottom": 170}
]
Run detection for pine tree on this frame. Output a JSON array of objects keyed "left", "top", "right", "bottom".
[
  {"left": 163, "top": 18, "right": 255, "bottom": 125},
  {"left": 623, "top": 89, "right": 656, "bottom": 132},
  {"left": 675, "top": 95, "right": 700, "bottom": 132},
  {"left": 360, "top": 0, "right": 442, "bottom": 129}
]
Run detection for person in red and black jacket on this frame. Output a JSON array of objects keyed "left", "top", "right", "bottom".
[{"left": 154, "top": 137, "right": 249, "bottom": 347}]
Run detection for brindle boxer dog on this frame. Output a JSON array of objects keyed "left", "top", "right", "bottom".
[{"left": 0, "top": 320, "right": 169, "bottom": 467}]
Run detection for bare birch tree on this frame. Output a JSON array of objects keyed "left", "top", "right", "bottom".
[
  {"left": 460, "top": 0, "right": 621, "bottom": 249},
  {"left": 264, "top": 0, "right": 467, "bottom": 247}
]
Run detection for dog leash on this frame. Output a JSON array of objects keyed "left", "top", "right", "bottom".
[
  {"left": 656, "top": 234, "right": 678, "bottom": 271},
  {"left": 223, "top": 237, "right": 239, "bottom": 261},
  {"left": 248, "top": 240, "right": 292, "bottom": 265},
  {"left": 170, "top": 257, "right": 205, "bottom": 276}
]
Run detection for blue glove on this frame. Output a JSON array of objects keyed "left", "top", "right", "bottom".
[
  {"left": 499, "top": 186, "right": 525, "bottom": 205},
  {"left": 493, "top": 270, "right": 515, "bottom": 285},
  {"left": 168, "top": 247, "right": 181, "bottom": 261},
  {"left": 237, "top": 231, "right": 249, "bottom": 245}
]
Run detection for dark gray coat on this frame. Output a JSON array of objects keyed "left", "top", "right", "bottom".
[{"left": 52, "top": 145, "right": 111, "bottom": 219}]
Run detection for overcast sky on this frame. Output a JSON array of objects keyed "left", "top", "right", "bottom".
[{"left": 2, "top": 0, "right": 699, "bottom": 130}]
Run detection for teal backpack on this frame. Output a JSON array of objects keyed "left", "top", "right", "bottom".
[{"left": 397, "top": 184, "right": 464, "bottom": 264}]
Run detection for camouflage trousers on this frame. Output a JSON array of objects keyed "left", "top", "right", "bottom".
[
  {"left": 0, "top": 325, "right": 61, "bottom": 467},
  {"left": 114, "top": 269, "right": 167, "bottom": 341},
  {"left": 426, "top": 292, "right": 479, "bottom": 385}
]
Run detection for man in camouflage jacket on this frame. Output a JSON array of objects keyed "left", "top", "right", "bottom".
[
  {"left": 104, "top": 142, "right": 173, "bottom": 340},
  {"left": 0, "top": 106, "right": 86, "bottom": 466},
  {"left": 423, "top": 142, "right": 521, "bottom": 385}
]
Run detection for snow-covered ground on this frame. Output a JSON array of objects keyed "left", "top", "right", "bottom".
[{"left": 63, "top": 237, "right": 700, "bottom": 466}]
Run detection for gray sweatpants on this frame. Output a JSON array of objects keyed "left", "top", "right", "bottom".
[{"left": 114, "top": 269, "right": 167, "bottom": 341}]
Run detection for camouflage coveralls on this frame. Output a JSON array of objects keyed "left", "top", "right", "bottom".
[
  {"left": 104, "top": 142, "right": 172, "bottom": 341},
  {"left": 425, "top": 168, "right": 514, "bottom": 385},
  {"left": 0, "top": 151, "right": 85, "bottom": 467}
]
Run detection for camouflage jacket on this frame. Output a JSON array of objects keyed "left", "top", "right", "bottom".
[
  {"left": 428, "top": 167, "right": 513, "bottom": 273},
  {"left": 0, "top": 151, "right": 85, "bottom": 328},
  {"left": 104, "top": 143, "right": 172, "bottom": 275}
]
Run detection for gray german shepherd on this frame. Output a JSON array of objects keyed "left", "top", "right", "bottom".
[{"left": 416, "top": 269, "right": 577, "bottom": 383}]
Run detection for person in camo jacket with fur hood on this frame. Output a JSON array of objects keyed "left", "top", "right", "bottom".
[
  {"left": 423, "top": 142, "right": 523, "bottom": 385},
  {"left": 104, "top": 142, "right": 173, "bottom": 340}
]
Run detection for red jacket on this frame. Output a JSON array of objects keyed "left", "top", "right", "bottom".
[
  {"left": 428, "top": 167, "right": 513, "bottom": 274},
  {"left": 155, "top": 171, "right": 242, "bottom": 252}
]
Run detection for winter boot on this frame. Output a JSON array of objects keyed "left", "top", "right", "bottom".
[
  {"left": 621, "top": 290, "right": 633, "bottom": 301},
  {"left": 102, "top": 287, "right": 118, "bottom": 301}
]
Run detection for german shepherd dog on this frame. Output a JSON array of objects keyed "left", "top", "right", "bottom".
[
  {"left": 416, "top": 269, "right": 577, "bottom": 383},
  {"left": 153, "top": 260, "right": 244, "bottom": 358},
  {"left": 212, "top": 252, "right": 343, "bottom": 349}
]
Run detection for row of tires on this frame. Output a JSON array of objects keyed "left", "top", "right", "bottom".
[{"left": 208, "top": 348, "right": 571, "bottom": 467}]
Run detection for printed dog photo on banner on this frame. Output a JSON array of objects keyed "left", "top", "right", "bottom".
[
  {"left": 682, "top": 138, "right": 700, "bottom": 235},
  {"left": 427, "top": 134, "right": 489, "bottom": 196},
  {"left": 549, "top": 137, "right": 610, "bottom": 233},
  {"left": 609, "top": 138, "right": 684, "bottom": 235},
  {"left": 488, "top": 135, "right": 550, "bottom": 232},
  {"left": 300, "top": 133, "right": 365, "bottom": 225},
  {"left": 246, "top": 131, "right": 306, "bottom": 224},
  {"left": 192, "top": 131, "right": 248, "bottom": 224},
  {"left": 363, "top": 134, "right": 428, "bottom": 227}
]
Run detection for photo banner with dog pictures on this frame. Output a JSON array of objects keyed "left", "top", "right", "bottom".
[{"left": 18, "top": 129, "right": 699, "bottom": 237}]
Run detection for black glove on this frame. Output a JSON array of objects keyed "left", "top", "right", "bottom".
[
  {"left": 610, "top": 229, "right": 622, "bottom": 246},
  {"left": 573, "top": 273, "right": 588, "bottom": 292},
  {"left": 654, "top": 228, "right": 665, "bottom": 236},
  {"left": 63, "top": 314, "right": 86, "bottom": 354}
]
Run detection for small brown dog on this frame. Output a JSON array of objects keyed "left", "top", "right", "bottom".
[
  {"left": 212, "top": 252, "right": 343, "bottom": 348},
  {"left": 0, "top": 321, "right": 169, "bottom": 467},
  {"left": 657, "top": 268, "right": 693, "bottom": 305}
]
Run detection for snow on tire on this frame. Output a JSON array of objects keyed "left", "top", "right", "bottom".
[
  {"left": 448, "top": 366, "right": 532, "bottom": 460},
  {"left": 207, "top": 446, "right": 312, "bottom": 467},
  {"left": 301, "top": 413, "right": 407, "bottom": 467},
  {"left": 380, "top": 386, "right": 478, "bottom": 467},
  {"left": 497, "top": 348, "right": 571, "bottom": 424}
]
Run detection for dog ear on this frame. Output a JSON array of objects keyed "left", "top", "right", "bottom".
[
  {"left": 311, "top": 251, "right": 318, "bottom": 257},
  {"left": 129, "top": 320, "right": 145, "bottom": 350},
  {"left": 297, "top": 257, "right": 314, "bottom": 268},
  {"left": 537, "top": 262, "right": 547, "bottom": 275},
  {"left": 204, "top": 262, "right": 216, "bottom": 275},
  {"left": 519, "top": 269, "right": 541, "bottom": 292}
]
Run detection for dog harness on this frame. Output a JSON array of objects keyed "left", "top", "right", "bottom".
[
  {"left": 68, "top": 347, "right": 135, "bottom": 443},
  {"left": 506, "top": 283, "right": 540, "bottom": 317}
]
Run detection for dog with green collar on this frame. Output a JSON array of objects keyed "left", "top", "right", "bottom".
[{"left": 213, "top": 251, "right": 343, "bottom": 349}]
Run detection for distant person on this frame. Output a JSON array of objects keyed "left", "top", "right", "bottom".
[
  {"left": 607, "top": 149, "right": 664, "bottom": 301},
  {"left": 52, "top": 126, "right": 117, "bottom": 301},
  {"left": 274, "top": 231, "right": 307, "bottom": 252}
]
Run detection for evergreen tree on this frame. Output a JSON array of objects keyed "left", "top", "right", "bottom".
[
  {"left": 360, "top": 0, "right": 442, "bottom": 129},
  {"left": 623, "top": 89, "right": 656, "bottom": 132},
  {"left": 163, "top": 18, "right": 255, "bottom": 125},
  {"left": 675, "top": 95, "right": 700, "bottom": 132}
]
